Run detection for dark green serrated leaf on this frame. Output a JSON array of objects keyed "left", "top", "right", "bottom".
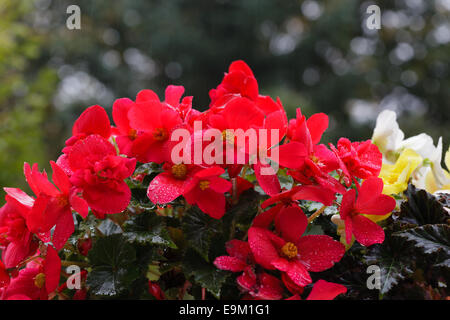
[
  {"left": 397, "top": 184, "right": 448, "bottom": 226},
  {"left": 182, "top": 249, "right": 229, "bottom": 299},
  {"left": 123, "top": 212, "right": 177, "bottom": 248},
  {"left": 436, "top": 259, "right": 450, "bottom": 268},
  {"left": 182, "top": 207, "right": 222, "bottom": 261},
  {"left": 365, "top": 236, "right": 414, "bottom": 295},
  {"left": 87, "top": 234, "right": 139, "bottom": 297},
  {"left": 97, "top": 219, "right": 122, "bottom": 236},
  {"left": 130, "top": 188, "right": 155, "bottom": 209},
  {"left": 393, "top": 224, "right": 450, "bottom": 256}
]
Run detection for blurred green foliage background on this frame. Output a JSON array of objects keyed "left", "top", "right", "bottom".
[{"left": 0, "top": 0, "right": 449, "bottom": 196}]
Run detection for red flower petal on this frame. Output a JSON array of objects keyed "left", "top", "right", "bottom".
[
  {"left": 83, "top": 181, "right": 131, "bottom": 215},
  {"left": 270, "top": 142, "right": 308, "bottom": 169},
  {"left": 225, "top": 239, "right": 252, "bottom": 260},
  {"left": 72, "top": 105, "right": 111, "bottom": 139},
  {"left": 165, "top": 85, "right": 185, "bottom": 107},
  {"left": 253, "top": 161, "right": 280, "bottom": 196},
  {"left": 345, "top": 217, "right": 353, "bottom": 245},
  {"left": 340, "top": 188, "right": 356, "bottom": 220},
  {"left": 356, "top": 178, "right": 396, "bottom": 215},
  {"left": 275, "top": 205, "right": 307, "bottom": 243},
  {"left": 68, "top": 135, "right": 115, "bottom": 171},
  {"left": 306, "top": 113, "right": 328, "bottom": 145},
  {"left": 50, "top": 161, "right": 71, "bottom": 195},
  {"left": 129, "top": 100, "right": 163, "bottom": 132},
  {"left": 223, "top": 97, "right": 265, "bottom": 130},
  {"left": 52, "top": 209, "right": 75, "bottom": 250},
  {"left": 44, "top": 246, "right": 61, "bottom": 294},
  {"left": 291, "top": 185, "right": 336, "bottom": 206},
  {"left": 213, "top": 256, "right": 247, "bottom": 272},
  {"left": 255, "top": 273, "right": 284, "bottom": 300},
  {"left": 352, "top": 214, "right": 385, "bottom": 246},
  {"left": 28, "top": 195, "right": 64, "bottom": 233},
  {"left": 112, "top": 98, "right": 134, "bottom": 134},
  {"left": 185, "top": 188, "right": 226, "bottom": 219},
  {"left": 248, "top": 227, "right": 281, "bottom": 270},
  {"left": 2, "top": 234, "right": 33, "bottom": 269},
  {"left": 24, "top": 163, "right": 59, "bottom": 197},
  {"left": 136, "top": 89, "right": 160, "bottom": 103},
  {"left": 69, "top": 190, "right": 89, "bottom": 218},
  {"left": 236, "top": 267, "right": 257, "bottom": 292},
  {"left": 306, "top": 280, "right": 347, "bottom": 300},
  {"left": 147, "top": 172, "right": 186, "bottom": 204},
  {"left": 274, "top": 259, "right": 312, "bottom": 287},
  {"left": 252, "top": 203, "right": 282, "bottom": 228},
  {"left": 297, "top": 235, "right": 345, "bottom": 272}
]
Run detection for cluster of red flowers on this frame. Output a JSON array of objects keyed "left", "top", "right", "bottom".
[{"left": 0, "top": 61, "right": 396, "bottom": 300}]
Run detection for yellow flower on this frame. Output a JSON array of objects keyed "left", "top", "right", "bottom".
[{"left": 380, "top": 148, "right": 422, "bottom": 195}]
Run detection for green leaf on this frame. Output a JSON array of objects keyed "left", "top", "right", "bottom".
[
  {"left": 393, "top": 224, "right": 450, "bottom": 256},
  {"left": 182, "top": 207, "right": 222, "bottom": 261},
  {"left": 365, "top": 237, "right": 414, "bottom": 295},
  {"left": 397, "top": 184, "right": 448, "bottom": 226},
  {"left": 182, "top": 249, "right": 229, "bottom": 299},
  {"left": 87, "top": 234, "right": 139, "bottom": 297},
  {"left": 123, "top": 212, "right": 177, "bottom": 248},
  {"left": 97, "top": 219, "right": 122, "bottom": 236}
]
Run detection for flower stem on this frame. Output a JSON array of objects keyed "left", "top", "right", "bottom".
[
  {"left": 231, "top": 177, "right": 238, "bottom": 205},
  {"left": 307, "top": 205, "right": 326, "bottom": 224},
  {"left": 202, "top": 287, "right": 206, "bottom": 300}
]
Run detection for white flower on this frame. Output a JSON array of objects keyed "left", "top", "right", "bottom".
[
  {"left": 399, "top": 133, "right": 437, "bottom": 160},
  {"left": 371, "top": 110, "right": 404, "bottom": 162}
]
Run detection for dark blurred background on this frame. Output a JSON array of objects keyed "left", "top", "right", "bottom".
[{"left": 0, "top": 0, "right": 449, "bottom": 196}]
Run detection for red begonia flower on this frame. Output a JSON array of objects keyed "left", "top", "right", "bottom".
[
  {"left": 248, "top": 206, "right": 344, "bottom": 287},
  {"left": 273, "top": 109, "right": 344, "bottom": 194},
  {"left": 128, "top": 86, "right": 191, "bottom": 163},
  {"left": 238, "top": 270, "right": 284, "bottom": 300},
  {"left": 21, "top": 162, "right": 88, "bottom": 249},
  {"left": 209, "top": 60, "right": 259, "bottom": 107},
  {"left": 148, "top": 164, "right": 231, "bottom": 218},
  {"left": 330, "top": 138, "right": 382, "bottom": 185},
  {"left": 112, "top": 85, "right": 195, "bottom": 161},
  {"left": 1, "top": 192, "right": 38, "bottom": 268},
  {"left": 339, "top": 177, "right": 396, "bottom": 246},
  {"left": 214, "top": 239, "right": 254, "bottom": 272},
  {"left": 72, "top": 105, "right": 111, "bottom": 140},
  {"left": 214, "top": 239, "right": 283, "bottom": 300},
  {"left": 2, "top": 246, "right": 61, "bottom": 300},
  {"left": 67, "top": 135, "right": 136, "bottom": 215},
  {"left": 112, "top": 97, "right": 138, "bottom": 157},
  {"left": 147, "top": 163, "right": 198, "bottom": 204},
  {"left": 182, "top": 166, "right": 232, "bottom": 219}
]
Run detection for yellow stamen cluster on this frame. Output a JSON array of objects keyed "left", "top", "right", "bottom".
[
  {"left": 171, "top": 164, "right": 187, "bottom": 180},
  {"left": 128, "top": 128, "right": 138, "bottom": 140},
  {"left": 199, "top": 180, "right": 210, "bottom": 190},
  {"left": 34, "top": 273, "right": 46, "bottom": 289},
  {"left": 153, "top": 127, "right": 169, "bottom": 141},
  {"left": 281, "top": 242, "right": 298, "bottom": 259}
]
